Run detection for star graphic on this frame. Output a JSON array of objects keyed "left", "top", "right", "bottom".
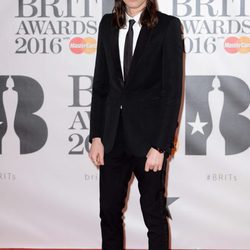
[
  {"left": 188, "top": 112, "right": 208, "bottom": 135},
  {"left": 167, "top": 197, "right": 179, "bottom": 206},
  {"left": 166, "top": 197, "right": 179, "bottom": 220}
]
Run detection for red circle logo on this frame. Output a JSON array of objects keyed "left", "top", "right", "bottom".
[
  {"left": 224, "top": 37, "right": 240, "bottom": 54},
  {"left": 69, "top": 37, "right": 84, "bottom": 54}
]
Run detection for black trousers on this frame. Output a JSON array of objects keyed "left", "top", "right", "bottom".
[{"left": 100, "top": 110, "right": 170, "bottom": 250}]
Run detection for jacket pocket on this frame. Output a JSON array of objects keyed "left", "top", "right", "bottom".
[{"left": 143, "top": 96, "right": 161, "bottom": 108}]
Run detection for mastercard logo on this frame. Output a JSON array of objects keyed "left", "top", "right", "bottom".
[
  {"left": 224, "top": 36, "right": 250, "bottom": 54},
  {"left": 69, "top": 37, "right": 97, "bottom": 54}
]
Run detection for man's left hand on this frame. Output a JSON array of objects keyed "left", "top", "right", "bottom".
[{"left": 145, "top": 147, "right": 164, "bottom": 172}]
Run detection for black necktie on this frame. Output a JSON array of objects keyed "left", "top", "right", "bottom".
[{"left": 123, "top": 19, "right": 136, "bottom": 83}]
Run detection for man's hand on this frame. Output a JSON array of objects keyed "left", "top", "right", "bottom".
[
  {"left": 88, "top": 137, "right": 104, "bottom": 167},
  {"left": 145, "top": 147, "right": 164, "bottom": 172}
]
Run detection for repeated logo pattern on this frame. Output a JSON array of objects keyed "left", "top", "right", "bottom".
[
  {"left": 186, "top": 75, "right": 250, "bottom": 155},
  {"left": 0, "top": 75, "right": 48, "bottom": 154}
]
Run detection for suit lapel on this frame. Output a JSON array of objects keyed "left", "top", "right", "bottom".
[
  {"left": 128, "top": 25, "right": 153, "bottom": 82},
  {"left": 111, "top": 24, "right": 153, "bottom": 87},
  {"left": 111, "top": 27, "right": 123, "bottom": 86}
]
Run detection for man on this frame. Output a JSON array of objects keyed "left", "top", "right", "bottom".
[{"left": 88, "top": 0, "right": 183, "bottom": 249}]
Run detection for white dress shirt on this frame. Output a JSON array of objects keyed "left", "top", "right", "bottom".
[{"left": 118, "top": 11, "right": 142, "bottom": 79}]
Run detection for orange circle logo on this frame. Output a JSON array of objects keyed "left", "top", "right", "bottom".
[
  {"left": 83, "top": 37, "right": 97, "bottom": 54},
  {"left": 239, "top": 36, "right": 250, "bottom": 54},
  {"left": 69, "top": 37, "right": 96, "bottom": 54}
]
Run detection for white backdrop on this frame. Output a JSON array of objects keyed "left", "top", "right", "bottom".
[{"left": 0, "top": 0, "right": 250, "bottom": 249}]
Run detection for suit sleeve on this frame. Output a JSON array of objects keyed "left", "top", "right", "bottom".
[
  {"left": 151, "top": 17, "right": 184, "bottom": 154},
  {"left": 89, "top": 14, "right": 109, "bottom": 144}
]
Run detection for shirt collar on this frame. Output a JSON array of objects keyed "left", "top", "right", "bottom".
[{"left": 125, "top": 10, "right": 143, "bottom": 27}]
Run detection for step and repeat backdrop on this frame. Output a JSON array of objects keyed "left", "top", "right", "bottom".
[{"left": 0, "top": 0, "right": 249, "bottom": 249}]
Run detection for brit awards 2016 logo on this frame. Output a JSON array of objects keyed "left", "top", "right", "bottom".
[
  {"left": 0, "top": 75, "right": 47, "bottom": 154},
  {"left": 68, "top": 75, "right": 92, "bottom": 155},
  {"left": 185, "top": 75, "right": 250, "bottom": 155},
  {"left": 15, "top": 0, "right": 98, "bottom": 54},
  {"left": 173, "top": 0, "right": 250, "bottom": 54}
]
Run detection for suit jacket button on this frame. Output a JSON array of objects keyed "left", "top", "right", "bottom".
[{"left": 120, "top": 105, "right": 123, "bottom": 109}]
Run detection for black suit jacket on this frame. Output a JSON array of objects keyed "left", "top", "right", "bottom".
[{"left": 89, "top": 11, "right": 183, "bottom": 157}]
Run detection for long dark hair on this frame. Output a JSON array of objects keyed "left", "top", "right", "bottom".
[{"left": 112, "top": 0, "right": 159, "bottom": 29}]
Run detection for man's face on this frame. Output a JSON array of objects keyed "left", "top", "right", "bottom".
[{"left": 123, "top": 0, "right": 147, "bottom": 10}]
